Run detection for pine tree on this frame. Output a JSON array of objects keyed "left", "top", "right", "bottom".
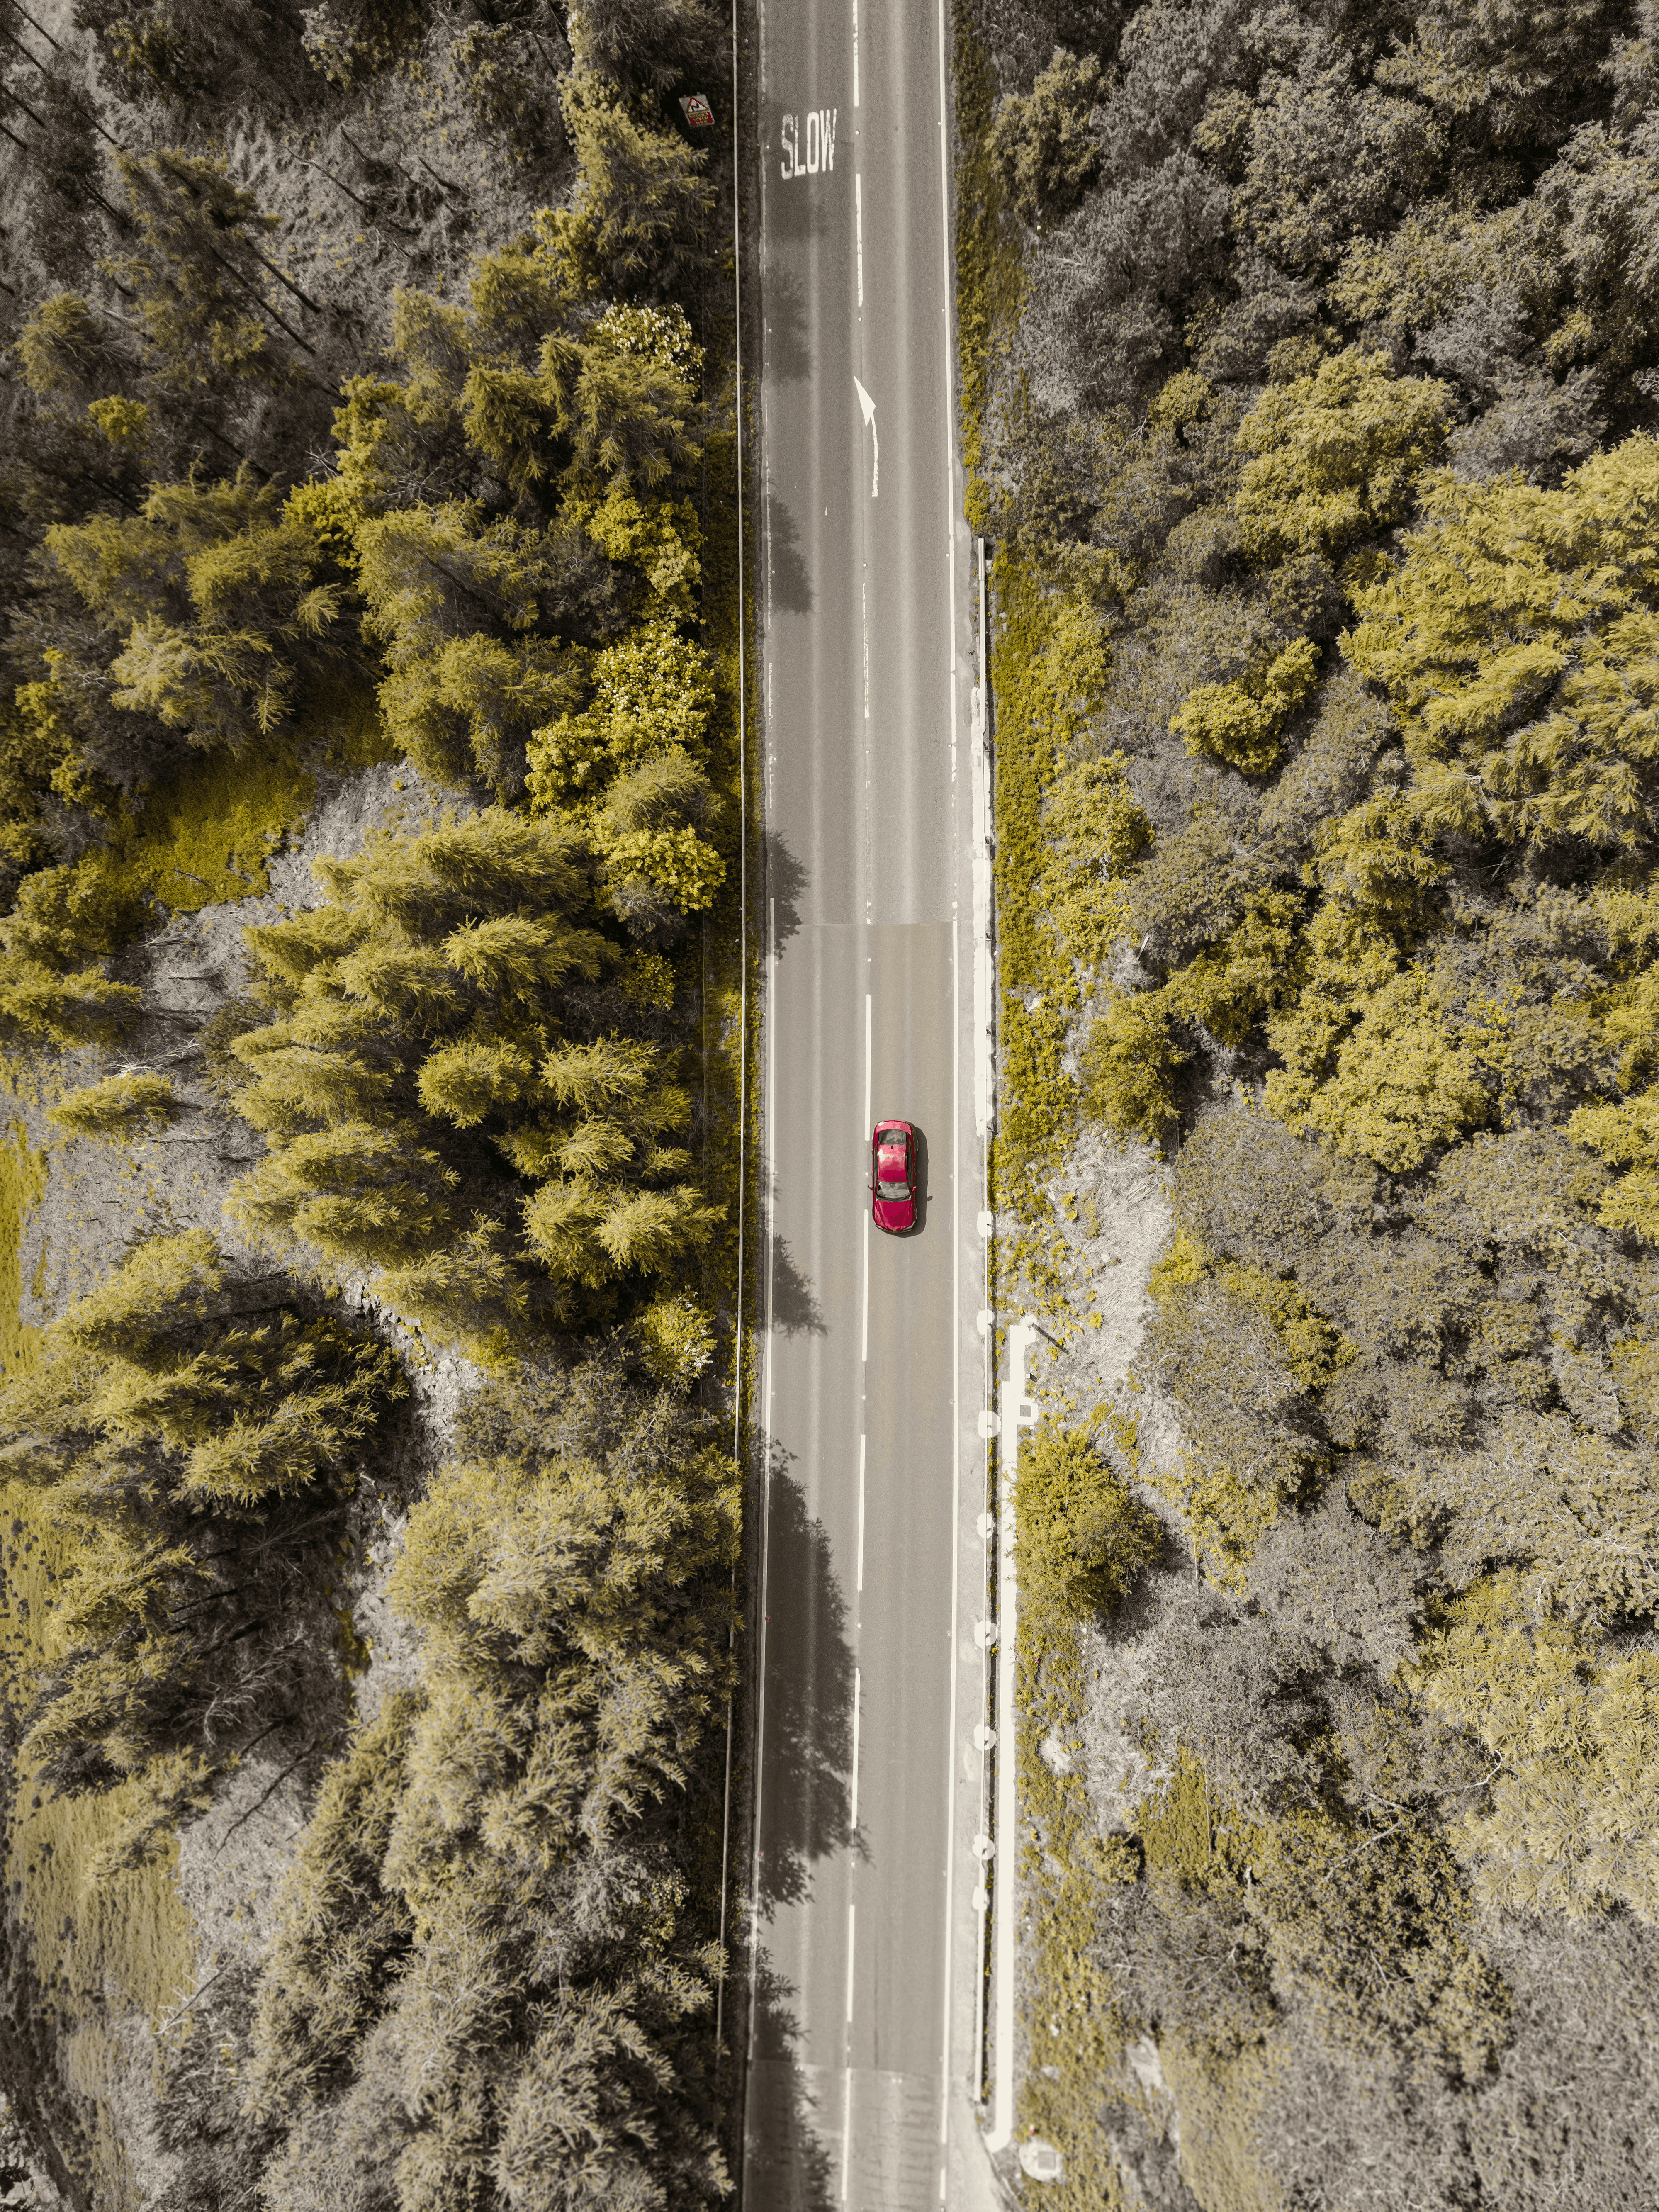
[
  {"left": 594, "top": 1184, "right": 721, "bottom": 1274},
  {"left": 111, "top": 148, "right": 316, "bottom": 390},
  {"left": 540, "top": 80, "right": 715, "bottom": 303},
  {"left": 0, "top": 1234, "right": 401, "bottom": 1821}
]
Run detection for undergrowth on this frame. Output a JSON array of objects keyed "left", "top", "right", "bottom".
[{"left": 1011, "top": 1414, "right": 1145, "bottom": 2208}]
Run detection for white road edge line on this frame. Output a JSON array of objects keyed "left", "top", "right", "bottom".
[
  {"left": 851, "top": 1664, "right": 861, "bottom": 1830},
  {"left": 856, "top": 171, "right": 864, "bottom": 307},
  {"left": 841, "top": 2059, "right": 854, "bottom": 2203},
  {"left": 857, "top": 1435, "right": 867, "bottom": 1594},
  {"left": 852, "top": 0, "right": 859, "bottom": 107},
  {"left": 936, "top": 0, "right": 965, "bottom": 2170},
  {"left": 846, "top": 1901, "right": 857, "bottom": 2021},
  {"left": 746, "top": 890, "right": 779, "bottom": 2073}
]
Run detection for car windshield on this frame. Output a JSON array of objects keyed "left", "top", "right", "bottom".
[{"left": 876, "top": 1135, "right": 908, "bottom": 1198}]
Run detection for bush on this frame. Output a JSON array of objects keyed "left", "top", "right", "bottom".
[
  {"left": 1081, "top": 990, "right": 1183, "bottom": 1147},
  {"left": 988, "top": 48, "right": 1102, "bottom": 231},
  {"left": 49, "top": 1071, "right": 179, "bottom": 1139},
  {"left": 1016, "top": 1424, "right": 1162, "bottom": 1620},
  {"left": 1234, "top": 348, "right": 1451, "bottom": 566}
]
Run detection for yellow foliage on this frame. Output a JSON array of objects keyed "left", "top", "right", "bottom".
[
  {"left": 1267, "top": 967, "right": 1489, "bottom": 1171},
  {"left": 1041, "top": 753, "right": 1150, "bottom": 975},
  {"left": 1161, "top": 890, "right": 1306, "bottom": 1046},
  {"left": 1234, "top": 347, "right": 1451, "bottom": 565},
  {"left": 1082, "top": 990, "right": 1184, "bottom": 1148},
  {"left": 1222, "top": 1264, "right": 1354, "bottom": 1393},
  {"left": 108, "top": 728, "right": 314, "bottom": 913},
  {"left": 1346, "top": 437, "right": 1659, "bottom": 854},
  {"left": 1570, "top": 1087, "right": 1659, "bottom": 1238},
  {"left": 0, "top": 1112, "right": 46, "bottom": 1382},
  {"left": 86, "top": 395, "right": 150, "bottom": 451},
  {"left": 1015, "top": 1422, "right": 1162, "bottom": 1621},
  {"left": 1172, "top": 636, "right": 1321, "bottom": 776},
  {"left": 1414, "top": 1580, "right": 1659, "bottom": 1921}
]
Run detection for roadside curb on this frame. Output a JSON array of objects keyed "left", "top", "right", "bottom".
[{"left": 983, "top": 1319, "right": 1041, "bottom": 2154}]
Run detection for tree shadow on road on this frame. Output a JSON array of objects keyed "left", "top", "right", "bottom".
[
  {"left": 764, "top": 827, "right": 807, "bottom": 954},
  {"left": 743, "top": 1959, "right": 839, "bottom": 2211},
  {"left": 761, "top": 265, "right": 811, "bottom": 384},
  {"left": 753, "top": 1447, "right": 856, "bottom": 1911},
  {"left": 764, "top": 486, "right": 813, "bottom": 617},
  {"left": 767, "top": 1230, "right": 825, "bottom": 1337}
]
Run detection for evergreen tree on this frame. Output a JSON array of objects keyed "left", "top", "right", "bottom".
[
  {"left": 0, "top": 1233, "right": 401, "bottom": 1845},
  {"left": 541, "top": 79, "right": 715, "bottom": 304},
  {"left": 46, "top": 472, "right": 344, "bottom": 750},
  {"left": 223, "top": 810, "right": 716, "bottom": 1343}
]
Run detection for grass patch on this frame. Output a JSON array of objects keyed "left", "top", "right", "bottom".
[
  {"left": 314, "top": 679, "right": 402, "bottom": 774},
  {"left": 989, "top": 560, "right": 1107, "bottom": 1212},
  {"left": 108, "top": 735, "right": 316, "bottom": 916},
  {"left": 0, "top": 1120, "right": 46, "bottom": 1383}
]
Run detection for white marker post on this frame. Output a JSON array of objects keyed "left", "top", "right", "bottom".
[
  {"left": 854, "top": 375, "right": 879, "bottom": 498},
  {"left": 984, "top": 1317, "right": 1041, "bottom": 2154}
]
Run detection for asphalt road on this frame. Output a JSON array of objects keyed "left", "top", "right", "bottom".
[{"left": 743, "top": 1, "right": 987, "bottom": 2205}]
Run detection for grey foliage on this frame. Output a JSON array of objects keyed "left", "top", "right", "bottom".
[
  {"left": 1415, "top": 284, "right": 1534, "bottom": 401},
  {"left": 1448, "top": 365, "right": 1607, "bottom": 485}
]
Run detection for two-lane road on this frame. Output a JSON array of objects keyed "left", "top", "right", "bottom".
[{"left": 744, "top": 1, "right": 981, "bottom": 2205}]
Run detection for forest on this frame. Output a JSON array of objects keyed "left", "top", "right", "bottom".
[
  {"left": 961, "top": 0, "right": 1659, "bottom": 2205},
  {"left": 0, "top": 0, "right": 745, "bottom": 2205}
]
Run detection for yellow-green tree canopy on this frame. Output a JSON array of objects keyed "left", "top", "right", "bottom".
[
  {"left": 223, "top": 809, "right": 720, "bottom": 1344},
  {"left": 47, "top": 472, "right": 342, "bottom": 751},
  {"left": 1235, "top": 347, "right": 1452, "bottom": 565},
  {"left": 1346, "top": 435, "right": 1659, "bottom": 853},
  {"left": 0, "top": 1231, "right": 401, "bottom": 1867}
]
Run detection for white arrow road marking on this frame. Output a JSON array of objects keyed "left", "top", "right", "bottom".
[{"left": 854, "top": 375, "right": 879, "bottom": 499}]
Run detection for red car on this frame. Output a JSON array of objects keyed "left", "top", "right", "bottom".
[{"left": 871, "top": 1119, "right": 917, "bottom": 1233}]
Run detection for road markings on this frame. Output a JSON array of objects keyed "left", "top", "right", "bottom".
[
  {"left": 840, "top": 2051, "right": 854, "bottom": 2202},
  {"left": 935, "top": 0, "right": 968, "bottom": 2162},
  {"left": 853, "top": 0, "right": 859, "bottom": 107},
  {"left": 862, "top": 577, "right": 870, "bottom": 720},
  {"left": 857, "top": 1434, "right": 867, "bottom": 1594},
  {"left": 780, "top": 107, "right": 837, "bottom": 177},
  {"left": 861, "top": 1209, "right": 870, "bottom": 1366},
  {"left": 864, "top": 988, "right": 872, "bottom": 1132},
  {"left": 845, "top": 1901, "right": 857, "bottom": 2020},
  {"left": 855, "top": 171, "right": 864, "bottom": 307},
  {"left": 851, "top": 1665, "right": 861, "bottom": 1828},
  {"left": 853, "top": 375, "right": 879, "bottom": 499}
]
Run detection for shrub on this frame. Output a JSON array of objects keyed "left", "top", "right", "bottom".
[
  {"left": 988, "top": 48, "right": 1102, "bottom": 231},
  {"left": 49, "top": 1071, "right": 180, "bottom": 1139},
  {"left": 1081, "top": 990, "right": 1183, "bottom": 1147},
  {"left": 1171, "top": 635, "right": 1320, "bottom": 776},
  {"left": 1234, "top": 347, "right": 1452, "bottom": 566},
  {"left": 1016, "top": 1424, "right": 1162, "bottom": 1621}
]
